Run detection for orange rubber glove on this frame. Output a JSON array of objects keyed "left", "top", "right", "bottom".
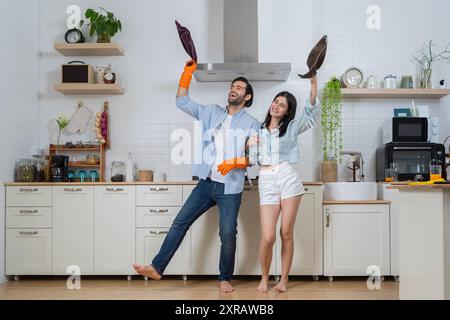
[
  {"left": 179, "top": 60, "right": 197, "bottom": 89},
  {"left": 217, "top": 157, "right": 249, "bottom": 176}
]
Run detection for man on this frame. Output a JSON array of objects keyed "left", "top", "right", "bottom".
[{"left": 133, "top": 60, "right": 260, "bottom": 293}]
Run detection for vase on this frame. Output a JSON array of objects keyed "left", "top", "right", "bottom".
[
  {"left": 97, "top": 33, "right": 111, "bottom": 43},
  {"left": 416, "top": 64, "right": 432, "bottom": 89},
  {"left": 320, "top": 159, "right": 338, "bottom": 183}
]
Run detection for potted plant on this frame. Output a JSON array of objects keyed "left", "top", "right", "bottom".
[
  {"left": 412, "top": 40, "right": 450, "bottom": 89},
  {"left": 320, "top": 76, "right": 343, "bottom": 182},
  {"left": 55, "top": 115, "right": 70, "bottom": 146},
  {"left": 81, "top": 8, "right": 122, "bottom": 43}
]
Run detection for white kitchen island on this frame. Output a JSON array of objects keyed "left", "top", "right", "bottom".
[{"left": 388, "top": 184, "right": 450, "bottom": 300}]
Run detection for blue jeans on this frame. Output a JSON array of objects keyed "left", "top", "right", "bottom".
[{"left": 151, "top": 178, "right": 243, "bottom": 281}]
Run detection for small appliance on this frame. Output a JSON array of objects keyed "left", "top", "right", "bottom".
[{"left": 383, "top": 117, "right": 439, "bottom": 144}]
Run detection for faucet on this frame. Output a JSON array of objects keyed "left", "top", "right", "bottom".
[{"left": 340, "top": 151, "right": 365, "bottom": 182}]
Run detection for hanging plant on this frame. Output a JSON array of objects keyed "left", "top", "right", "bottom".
[{"left": 321, "top": 76, "right": 343, "bottom": 163}]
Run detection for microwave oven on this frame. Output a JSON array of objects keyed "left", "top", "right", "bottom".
[
  {"left": 383, "top": 117, "right": 439, "bottom": 144},
  {"left": 376, "top": 142, "right": 446, "bottom": 182}
]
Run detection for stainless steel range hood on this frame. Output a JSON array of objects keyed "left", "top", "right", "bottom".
[{"left": 194, "top": 0, "right": 291, "bottom": 82}]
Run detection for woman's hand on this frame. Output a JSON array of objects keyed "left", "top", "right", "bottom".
[
  {"left": 309, "top": 75, "right": 318, "bottom": 106},
  {"left": 246, "top": 135, "right": 259, "bottom": 149}
]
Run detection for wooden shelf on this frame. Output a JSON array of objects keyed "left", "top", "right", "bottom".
[
  {"left": 54, "top": 83, "right": 124, "bottom": 95},
  {"left": 50, "top": 145, "right": 101, "bottom": 152},
  {"left": 341, "top": 88, "right": 450, "bottom": 99},
  {"left": 54, "top": 43, "right": 124, "bottom": 56}
]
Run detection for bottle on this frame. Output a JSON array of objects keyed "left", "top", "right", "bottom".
[
  {"left": 126, "top": 152, "right": 134, "bottom": 182},
  {"left": 410, "top": 100, "right": 418, "bottom": 117}
]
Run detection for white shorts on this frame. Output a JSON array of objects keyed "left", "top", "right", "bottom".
[{"left": 258, "top": 161, "right": 306, "bottom": 205}]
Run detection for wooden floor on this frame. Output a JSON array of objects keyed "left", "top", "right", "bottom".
[{"left": 0, "top": 276, "right": 399, "bottom": 300}]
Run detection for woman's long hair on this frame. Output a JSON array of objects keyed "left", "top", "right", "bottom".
[{"left": 262, "top": 91, "right": 297, "bottom": 137}]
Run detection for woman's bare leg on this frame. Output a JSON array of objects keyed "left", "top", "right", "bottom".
[
  {"left": 257, "top": 204, "right": 280, "bottom": 292},
  {"left": 275, "top": 195, "right": 302, "bottom": 292}
]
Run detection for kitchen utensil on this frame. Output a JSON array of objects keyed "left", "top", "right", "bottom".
[
  {"left": 138, "top": 170, "right": 153, "bottom": 182},
  {"left": 342, "top": 67, "right": 364, "bottom": 88},
  {"left": 66, "top": 101, "right": 93, "bottom": 134},
  {"left": 299, "top": 35, "right": 328, "bottom": 79},
  {"left": 51, "top": 155, "right": 69, "bottom": 182},
  {"left": 366, "top": 75, "right": 379, "bottom": 89},
  {"left": 383, "top": 74, "right": 397, "bottom": 89}
]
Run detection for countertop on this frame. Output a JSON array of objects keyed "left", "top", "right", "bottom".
[
  {"left": 4, "top": 181, "right": 324, "bottom": 186},
  {"left": 387, "top": 184, "right": 450, "bottom": 190}
]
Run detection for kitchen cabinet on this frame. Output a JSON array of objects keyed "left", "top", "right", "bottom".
[
  {"left": 235, "top": 186, "right": 268, "bottom": 275},
  {"left": 52, "top": 186, "right": 94, "bottom": 275},
  {"left": 275, "top": 186, "right": 323, "bottom": 277},
  {"left": 94, "top": 186, "right": 135, "bottom": 275},
  {"left": 136, "top": 228, "right": 183, "bottom": 275},
  {"left": 182, "top": 185, "right": 221, "bottom": 275},
  {"left": 324, "top": 204, "right": 390, "bottom": 277},
  {"left": 6, "top": 229, "right": 52, "bottom": 275}
]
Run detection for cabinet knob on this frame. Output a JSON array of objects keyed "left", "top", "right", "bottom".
[
  {"left": 325, "top": 209, "right": 331, "bottom": 227},
  {"left": 19, "top": 188, "right": 38, "bottom": 192},
  {"left": 106, "top": 188, "right": 124, "bottom": 192},
  {"left": 150, "top": 187, "right": 169, "bottom": 192},
  {"left": 150, "top": 209, "right": 169, "bottom": 213},
  {"left": 150, "top": 230, "right": 169, "bottom": 235}
]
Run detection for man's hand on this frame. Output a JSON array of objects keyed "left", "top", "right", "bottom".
[
  {"left": 217, "top": 157, "right": 249, "bottom": 176},
  {"left": 179, "top": 59, "right": 197, "bottom": 90},
  {"left": 309, "top": 75, "right": 318, "bottom": 106}
]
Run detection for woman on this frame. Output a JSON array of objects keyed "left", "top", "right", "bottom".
[{"left": 249, "top": 76, "right": 319, "bottom": 292}]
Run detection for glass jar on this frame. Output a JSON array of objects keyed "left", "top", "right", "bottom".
[
  {"left": 111, "top": 161, "right": 125, "bottom": 182},
  {"left": 17, "top": 159, "right": 35, "bottom": 182}
]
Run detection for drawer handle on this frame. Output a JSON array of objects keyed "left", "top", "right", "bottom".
[
  {"left": 64, "top": 188, "right": 82, "bottom": 192},
  {"left": 19, "top": 188, "right": 38, "bottom": 192},
  {"left": 150, "top": 231, "right": 169, "bottom": 235},
  {"left": 150, "top": 187, "right": 169, "bottom": 192},
  {"left": 19, "top": 231, "right": 38, "bottom": 236},
  {"left": 19, "top": 210, "right": 38, "bottom": 214},
  {"left": 106, "top": 188, "right": 124, "bottom": 192},
  {"left": 150, "top": 209, "right": 169, "bottom": 213},
  {"left": 305, "top": 188, "right": 309, "bottom": 192},
  {"left": 325, "top": 209, "right": 330, "bottom": 228}
]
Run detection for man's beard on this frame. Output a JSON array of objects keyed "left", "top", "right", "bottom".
[{"left": 228, "top": 94, "right": 245, "bottom": 106}]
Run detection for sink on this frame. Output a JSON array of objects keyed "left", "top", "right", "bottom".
[{"left": 324, "top": 182, "right": 377, "bottom": 201}]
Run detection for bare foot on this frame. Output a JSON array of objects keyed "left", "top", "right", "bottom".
[
  {"left": 132, "top": 264, "right": 162, "bottom": 280},
  {"left": 219, "top": 281, "right": 234, "bottom": 293},
  {"left": 257, "top": 276, "right": 269, "bottom": 293},
  {"left": 274, "top": 279, "right": 288, "bottom": 293}
]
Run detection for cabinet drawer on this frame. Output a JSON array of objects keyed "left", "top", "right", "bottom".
[
  {"left": 6, "top": 186, "right": 52, "bottom": 207},
  {"left": 6, "top": 229, "right": 52, "bottom": 275},
  {"left": 136, "top": 228, "right": 182, "bottom": 275},
  {"left": 137, "top": 185, "right": 182, "bottom": 206},
  {"left": 136, "top": 207, "right": 180, "bottom": 228},
  {"left": 6, "top": 207, "right": 52, "bottom": 228}
]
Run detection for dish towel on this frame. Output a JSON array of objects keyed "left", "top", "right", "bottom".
[
  {"left": 175, "top": 20, "right": 198, "bottom": 62},
  {"left": 66, "top": 102, "right": 93, "bottom": 134}
]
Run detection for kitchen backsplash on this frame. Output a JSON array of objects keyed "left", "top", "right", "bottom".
[{"left": 37, "top": 0, "right": 450, "bottom": 182}]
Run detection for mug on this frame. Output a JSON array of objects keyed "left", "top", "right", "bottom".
[
  {"left": 78, "top": 170, "right": 87, "bottom": 183},
  {"left": 153, "top": 172, "right": 167, "bottom": 182}
]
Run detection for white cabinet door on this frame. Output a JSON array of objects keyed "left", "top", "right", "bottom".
[
  {"left": 6, "top": 186, "right": 52, "bottom": 207},
  {"left": 94, "top": 186, "right": 135, "bottom": 275},
  {"left": 52, "top": 186, "right": 94, "bottom": 275},
  {"left": 324, "top": 204, "right": 390, "bottom": 276},
  {"left": 136, "top": 228, "right": 183, "bottom": 275},
  {"left": 6, "top": 229, "right": 52, "bottom": 275},
  {"left": 235, "top": 187, "right": 275, "bottom": 275},
  {"left": 183, "top": 207, "right": 221, "bottom": 275},
  {"left": 276, "top": 186, "right": 323, "bottom": 276}
]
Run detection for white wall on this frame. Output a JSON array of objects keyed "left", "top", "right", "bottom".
[
  {"left": 0, "top": 1, "right": 41, "bottom": 283},
  {"left": 34, "top": 0, "right": 450, "bottom": 184}
]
